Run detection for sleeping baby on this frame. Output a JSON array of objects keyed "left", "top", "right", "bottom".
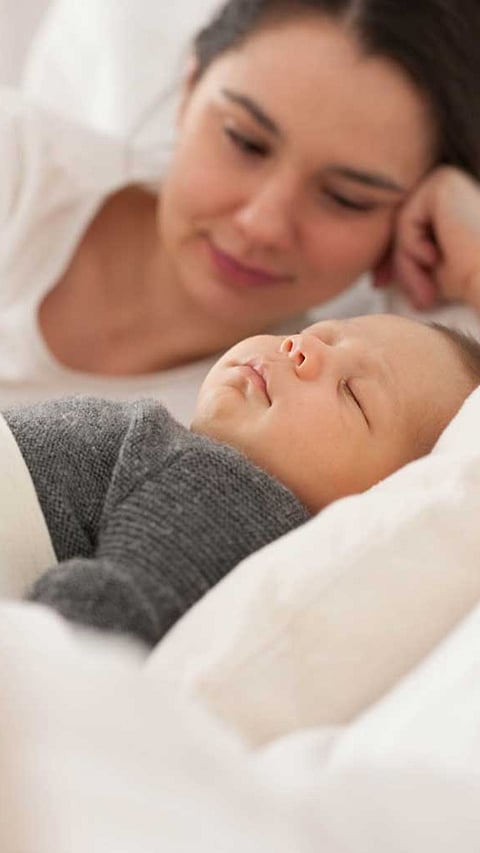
[{"left": 9, "top": 313, "right": 480, "bottom": 647}]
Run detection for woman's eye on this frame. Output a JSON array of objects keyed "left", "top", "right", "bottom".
[
  {"left": 224, "top": 126, "right": 268, "bottom": 157},
  {"left": 325, "top": 190, "right": 376, "bottom": 213}
]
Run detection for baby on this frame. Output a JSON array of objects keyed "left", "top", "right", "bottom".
[{"left": 10, "top": 314, "right": 480, "bottom": 647}]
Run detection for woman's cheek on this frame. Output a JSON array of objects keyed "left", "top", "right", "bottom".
[
  {"left": 177, "top": 156, "right": 236, "bottom": 220},
  {"left": 308, "top": 213, "right": 395, "bottom": 274}
]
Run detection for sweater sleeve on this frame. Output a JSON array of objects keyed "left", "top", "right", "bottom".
[
  {"left": 4, "top": 397, "right": 136, "bottom": 561},
  {"left": 27, "top": 402, "right": 310, "bottom": 646}
]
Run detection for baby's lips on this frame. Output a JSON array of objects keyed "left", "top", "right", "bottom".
[{"left": 245, "top": 359, "right": 272, "bottom": 404}]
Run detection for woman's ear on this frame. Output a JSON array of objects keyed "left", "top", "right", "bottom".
[{"left": 177, "top": 56, "right": 201, "bottom": 126}]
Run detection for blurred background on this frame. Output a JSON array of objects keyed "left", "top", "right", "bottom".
[
  {"left": 0, "top": 0, "right": 221, "bottom": 144},
  {"left": 0, "top": 0, "right": 49, "bottom": 83}
]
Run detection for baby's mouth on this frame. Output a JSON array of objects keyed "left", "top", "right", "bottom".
[{"left": 243, "top": 358, "right": 272, "bottom": 404}]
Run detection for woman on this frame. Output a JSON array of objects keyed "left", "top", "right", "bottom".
[{"left": 1, "top": 0, "right": 480, "bottom": 421}]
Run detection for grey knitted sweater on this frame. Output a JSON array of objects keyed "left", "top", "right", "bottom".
[{"left": 4, "top": 398, "right": 309, "bottom": 647}]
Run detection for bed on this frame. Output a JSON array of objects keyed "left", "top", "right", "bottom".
[{"left": 1, "top": 2, "right": 480, "bottom": 850}]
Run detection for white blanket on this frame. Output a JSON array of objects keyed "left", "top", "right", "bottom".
[{"left": 1, "top": 597, "right": 480, "bottom": 852}]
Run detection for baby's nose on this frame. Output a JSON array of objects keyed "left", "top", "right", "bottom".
[
  {"left": 280, "top": 333, "right": 331, "bottom": 377},
  {"left": 280, "top": 335, "right": 306, "bottom": 366}
]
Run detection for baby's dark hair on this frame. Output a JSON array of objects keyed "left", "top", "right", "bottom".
[
  {"left": 409, "top": 321, "right": 480, "bottom": 460},
  {"left": 193, "top": 0, "right": 480, "bottom": 178},
  {"left": 431, "top": 322, "right": 480, "bottom": 389}
]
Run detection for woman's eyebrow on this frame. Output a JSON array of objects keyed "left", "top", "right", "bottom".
[
  {"left": 221, "top": 88, "right": 281, "bottom": 137},
  {"left": 220, "top": 92, "right": 407, "bottom": 195},
  {"left": 324, "top": 164, "right": 407, "bottom": 195}
]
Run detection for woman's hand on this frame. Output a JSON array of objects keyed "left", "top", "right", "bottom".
[{"left": 375, "top": 166, "right": 480, "bottom": 313}]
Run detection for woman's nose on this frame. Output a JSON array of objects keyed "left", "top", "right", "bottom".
[
  {"left": 234, "top": 176, "right": 297, "bottom": 251},
  {"left": 280, "top": 333, "right": 333, "bottom": 379}
]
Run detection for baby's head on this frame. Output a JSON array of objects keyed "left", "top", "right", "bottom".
[{"left": 192, "top": 314, "right": 480, "bottom": 512}]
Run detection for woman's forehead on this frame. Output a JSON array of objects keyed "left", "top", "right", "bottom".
[{"left": 207, "top": 16, "right": 436, "bottom": 176}]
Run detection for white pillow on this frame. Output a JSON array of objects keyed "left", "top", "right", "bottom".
[{"left": 147, "top": 386, "right": 480, "bottom": 746}]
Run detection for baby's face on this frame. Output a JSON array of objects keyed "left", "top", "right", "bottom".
[{"left": 192, "top": 314, "right": 475, "bottom": 511}]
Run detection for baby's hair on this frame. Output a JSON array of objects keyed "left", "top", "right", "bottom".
[
  {"left": 410, "top": 321, "right": 480, "bottom": 460},
  {"left": 430, "top": 322, "right": 480, "bottom": 388}
]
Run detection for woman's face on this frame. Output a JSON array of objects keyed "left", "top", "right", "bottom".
[{"left": 159, "top": 15, "right": 436, "bottom": 334}]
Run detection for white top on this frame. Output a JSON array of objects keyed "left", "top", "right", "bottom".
[{"left": 0, "top": 87, "right": 219, "bottom": 425}]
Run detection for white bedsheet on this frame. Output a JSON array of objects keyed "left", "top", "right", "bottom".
[{"left": 1, "top": 598, "right": 480, "bottom": 852}]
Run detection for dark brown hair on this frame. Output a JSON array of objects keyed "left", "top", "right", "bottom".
[{"left": 193, "top": 0, "right": 480, "bottom": 178}]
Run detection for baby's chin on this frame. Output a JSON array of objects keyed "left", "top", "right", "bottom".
[
  {"left": 191, "top": 410, "right": 253, "bottom": 466},
  {"left": 189, "top": 412, "right": 207, "bottom": 435},
  {"left": 190, "top": 387, "right": 237, "bottom": 436},
  {"left": 190, "top": 408, "right": 233, "bottom": 444}
]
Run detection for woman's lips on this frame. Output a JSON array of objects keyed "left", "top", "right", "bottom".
[{"left": 207, "top": 240, "right": 290, "bottom": 288}]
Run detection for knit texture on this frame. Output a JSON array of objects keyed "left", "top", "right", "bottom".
[{"left": 4, "top": 398, "right": 309, "bottom": 647}]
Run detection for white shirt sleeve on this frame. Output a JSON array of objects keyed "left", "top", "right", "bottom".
[
  {"left": 0, "top": 86, "right": 134, "bottom": 306},
  {"left": 0, "top": 84, "right": 130, "bottom": 205},
  {"left": 22, "top": 0, "right": 221, "bottom": 147}
]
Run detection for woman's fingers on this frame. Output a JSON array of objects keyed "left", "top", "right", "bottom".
[
  {"left": 393, "top": 247, "right": 439, "bottom": 309},
  {"left": 376, "top": 165, "right": 480, "bottom": 312},
  {"left": 412, "top": 227, "right": 440, "bottom": 267},
  {"left": 373, "top": 235, "right": 438, "bottom": 303},
  {"left": 391, "top": 197, "right": 441, "bottom": 307},
  {"left": 373, "top": 174, "right": 442, "bottom": 304},
  {"left": 393, "top": 166, "right": 480, "bottom": 310}
]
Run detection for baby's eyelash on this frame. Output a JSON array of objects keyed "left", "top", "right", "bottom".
[
  {"left": 344, "top": 380, "right": 362, "bottom": 410},
  {"left": 342, "top": 379, "right": 370, "bottom": 428}
]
